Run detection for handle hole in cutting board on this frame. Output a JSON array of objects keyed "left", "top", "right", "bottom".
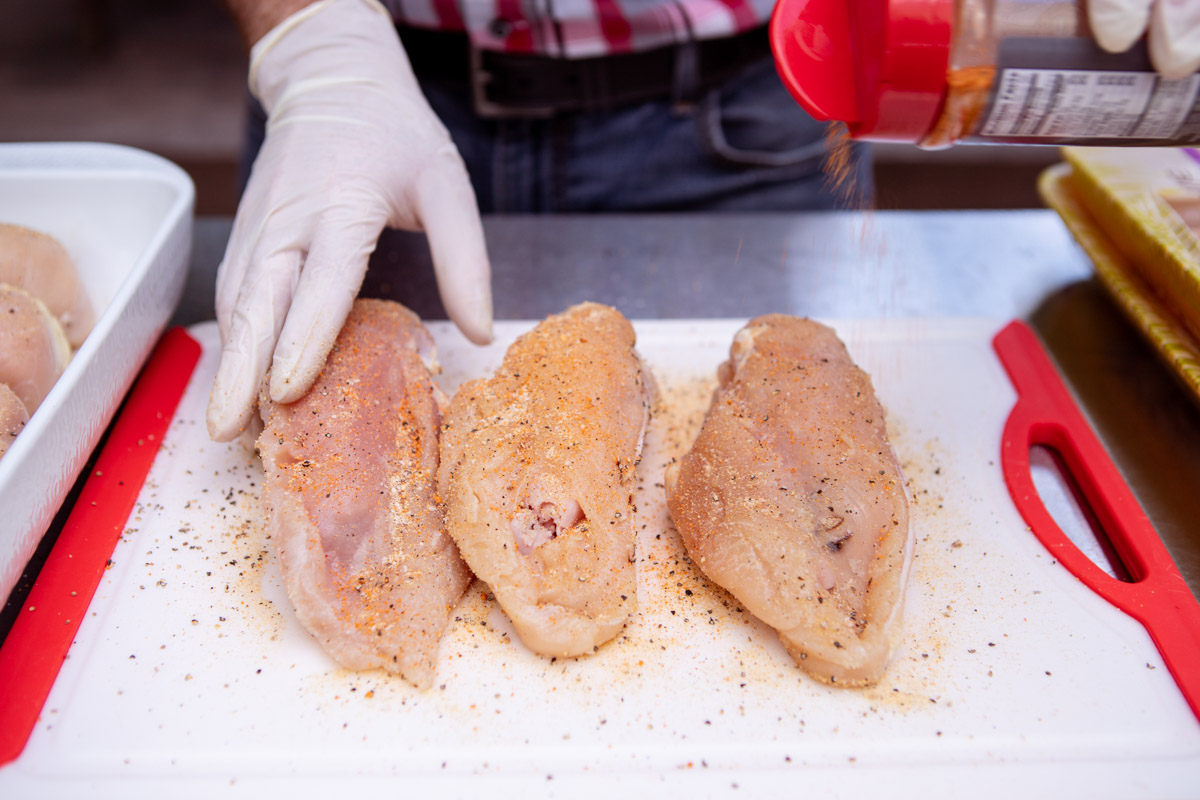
[{"left": 1030, "top": 445, "right": 1133, "bottom": 582}]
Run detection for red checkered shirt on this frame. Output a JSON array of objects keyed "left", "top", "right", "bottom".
[{"left": 381, "top": 0, "right": 773, "bottom": 57}]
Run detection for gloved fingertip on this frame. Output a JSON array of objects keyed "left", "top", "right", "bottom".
[
  {"left": 1087, "top": 0, "right": 1152, "bottom": 53},
  {"left": 206, "top": 392, "right": 252, "bottom": 443},
  {"left": 206, "top": 354, "right": 257, "bottom": 443},
  {"left": 1092, "top": 27, "right": 1142, "bottom": 55},
  {"left": 268, "top": 371, "right": 302, "bottom": 406},
  {"left": 268, "top": 354, "right": 323, "bottom": 406},
  {"left": 461, "top": 318, "right": 494, "bottom": 346},
  {"left": 452, "top": 282, "right": 494, "bottom": 345},
  {"left": 1150, "top": 55, "right": 1200, "bottom": 81},
  {"left": 1149, "top": 32, "right": 1200, "bottom": 81},
  {"left": 1148, "top": 0, "right": 1200, "bottom": 79}
]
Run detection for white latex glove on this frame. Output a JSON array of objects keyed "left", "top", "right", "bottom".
[
  {"left": 207, "top": 0, "right": 493, "bottom": 442},
  {"left": 1089, "top": 0, "right": 1200, "bottom": 80}
]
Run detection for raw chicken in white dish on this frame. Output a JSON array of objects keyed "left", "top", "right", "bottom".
[
  {"left": 666, "top": 315, "right": 912, "bottom": 686},
  {"left": 0, "top": 223, "right": 94, "bottom": 347},
  {"left": 0, "top": 382, "right": 28, "bottom": 460},
  {"left": 0, "top": 284, "right": 71, "bottom": 415}
]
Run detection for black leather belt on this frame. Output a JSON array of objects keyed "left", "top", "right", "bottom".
[{"left": 397, "top": 25, "right": 771, "bottom": 117}]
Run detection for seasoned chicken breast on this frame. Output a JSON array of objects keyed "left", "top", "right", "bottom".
[
  {"left": 257, "top": 299, "right": 472, "bottom": 687},
  {"left": 0, "top": 223, "right": 94, "bottom": 347},
  {"left": 0, "top": 284, "right": 72, "bottom": 414},
  {"left": 0, "top": 383, "right": 28, "bottom": 460},
  {"left": 665, "top": 316, "right": 911, "bottom": 686},
  {"left": 439, "top": 303, "right": 651, "bottom": 657}
]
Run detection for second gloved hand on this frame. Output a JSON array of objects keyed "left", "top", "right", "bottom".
[
  {"left": 1089, "top": 0, "right": 1200, "bottom": 79},
  {"left": 207, "top": 0, "right": 493, "bottom": 442}
]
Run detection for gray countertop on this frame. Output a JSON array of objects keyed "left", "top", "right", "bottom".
[
  {"left": 173, "top": 210, "right": 1200, "bottom": 599},
  {"left": 182, "top": 211, "right": 1092, "bottom": 326}
]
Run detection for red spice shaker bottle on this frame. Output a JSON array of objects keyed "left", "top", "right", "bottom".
[{"left": 769, "top": 0, "right": 1200, "bottom": 147}]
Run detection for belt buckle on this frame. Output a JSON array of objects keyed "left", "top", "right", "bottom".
[{"left": 470, "top": 44, "right": 557, "bottom": 119}]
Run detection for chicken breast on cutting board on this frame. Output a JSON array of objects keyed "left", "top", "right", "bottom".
[
  {"left": 0, "top": 223, "right": 95, "bottom": 347},
  {"left": 0, "top": 382, "right": 29, "bottom": 460},
  {"left": 0, "top": 284, "right": 72, "bottom": 415},
  {"left": 439, "top": 302, "right": 652, "bottom": 658},
  {"left": 257, "top": 299, "right": 472, "bottom": 688},
  {"left": 665, "top": 315, "right": 912, "bottom": 686}
]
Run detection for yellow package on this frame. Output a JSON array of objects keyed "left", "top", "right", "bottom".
[
  {"left": 1060, "top": 147, "right": 1200, "bottom": 347},
  {"left": 1039, "top": 161, "right": 1200, "bottom": 406}
]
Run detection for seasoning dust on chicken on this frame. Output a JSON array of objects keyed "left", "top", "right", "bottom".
[
  {"left": 438, "top": 302, "right": 652, "bottom": 658},
  {"left": 256, "top": 299, "right": 472, "bottom": 688},
  {"left": 665, "top": 315, "right": 913, "bottom": 686}
]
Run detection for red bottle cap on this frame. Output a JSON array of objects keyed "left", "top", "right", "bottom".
[{"left": 770, "top": 0, "right": 953, "bottom": 142}]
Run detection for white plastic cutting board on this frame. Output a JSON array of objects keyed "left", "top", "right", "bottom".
[{"left": 3, "top": 317, "right": 1198, "bottom": 798}]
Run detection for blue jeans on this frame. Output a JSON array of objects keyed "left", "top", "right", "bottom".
[{"left": 241, "top": 55, "right": 871, "bottom": 212}]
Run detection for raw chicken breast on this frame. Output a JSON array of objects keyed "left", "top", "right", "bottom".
[
  {"left": 665, "top": 316, "right": 912, "bottom": 686},
  {"left": 0, "top": 383, "right": 28, "bottom": 460},
  {"left": 0, "top": 284, "right": 72, "bottom": 414},
  {"left": 257, "top": 299, "right": 472, "bottom": 687},
  {"left": 0, "top": 223, "right": 94, "bottom": 347},
  {"left": 439, "top": 303, "right": 651, "bottom": 657}
]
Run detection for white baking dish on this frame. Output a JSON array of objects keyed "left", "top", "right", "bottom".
[{"left": 0, "top": 143, "right": 194, "bottom": 602}]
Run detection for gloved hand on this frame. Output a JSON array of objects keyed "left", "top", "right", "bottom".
[
  {"left": 207, "top": 0, "right": 493, "bottom": 442},
  {"left": 1089, "top": 0, "right": 1200, "bottom": 80}
]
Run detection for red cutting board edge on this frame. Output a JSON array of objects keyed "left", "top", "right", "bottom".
[
  {"left": 993, "top": 321, "right": 1200, "bottom": 721},
  {"left": 0, "top": 327, "right": 201, "bottom": 765}
]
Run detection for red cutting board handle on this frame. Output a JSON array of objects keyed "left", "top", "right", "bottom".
[
  {"left": 994, "top": 320, "right": 1200, "bottom": 722},
  {"left": 0, "top": 327, "right": 202, "bottom": 765}
]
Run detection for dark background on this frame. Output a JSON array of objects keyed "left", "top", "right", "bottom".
[{"left": 0, "top": 0, "right": 1061, "bottom": 215}]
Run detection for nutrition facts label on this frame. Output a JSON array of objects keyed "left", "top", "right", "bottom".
[{"left": 980, "top": 69, "right": 1200, "bottom": 140}]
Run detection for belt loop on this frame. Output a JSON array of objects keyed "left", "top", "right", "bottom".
[
  {"left": 671, "top": 39, "right": 701, "bottom": 111},
  {"left": 580, "top": 60, "right": 613, "bottom": 113}
]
